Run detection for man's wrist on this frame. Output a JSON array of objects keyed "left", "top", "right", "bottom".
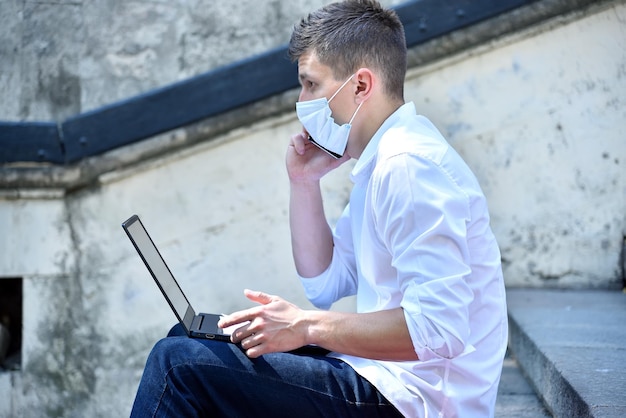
[
  {"left": 300, "top": 310, "right": 326, "bottom": 347},
  {"left": 289, "top": 179, "right": 323, "bottom": 196}
]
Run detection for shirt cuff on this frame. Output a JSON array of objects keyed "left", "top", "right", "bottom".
[{"left": 299, "top": 263, "right": 334, "bottom": 310}]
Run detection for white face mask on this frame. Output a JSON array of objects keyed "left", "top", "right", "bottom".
[{"left": 295, "top": 74, "right": 363, "bottom": 158}]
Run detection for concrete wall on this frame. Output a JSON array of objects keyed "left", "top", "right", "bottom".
[
  {"left": 0, "top": 1, "right": 625, "bottom": 416},
  {"left": 404, "top": 3, "right": 626, "bottom": 288},
  {"left": 0, "top": 113, "right": 356, "bottom": 417},
  {"left": 0, "top": 0, "right": 402, "bottom": 122}
]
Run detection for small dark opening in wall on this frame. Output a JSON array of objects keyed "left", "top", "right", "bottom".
[{"left": 0, "top": 278, "right": 22, "bottom": 371}]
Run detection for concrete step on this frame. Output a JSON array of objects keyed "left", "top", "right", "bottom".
[
  {"left": 506, "top": 289, "right": 626, "bottom": 418},
  {"left": 497, "top": 349, "right": 553, "bottom": 417}
]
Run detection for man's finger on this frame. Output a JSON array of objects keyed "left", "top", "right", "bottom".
[
  {"left": 244, "top": 288, "right": 274, "bottom": 305},
  {"left": 290, "top": 131, "right": 309, "bottom": 155},
  {"left": 218, "top": 310, "right": 255, "bottom": 329}
]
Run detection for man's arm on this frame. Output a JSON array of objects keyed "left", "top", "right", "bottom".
[
  {"left": 217, "top": 132, "right": 418, "bottom": 360},
  {"left": 289, "top": 180, "right": 333, "bottom": 277},
  {"left": 286, "top": 130, "right": 349, "bottom": 277},
  {"left": 304, "top": 304, "right": 418, "bottom": 361},
  {"left": 219, "top": 289, "right": 419, "bottom": 361}
]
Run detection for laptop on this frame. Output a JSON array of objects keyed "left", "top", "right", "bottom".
[{"left": 122, "top": 214, "right": 232, "bottom": 341}]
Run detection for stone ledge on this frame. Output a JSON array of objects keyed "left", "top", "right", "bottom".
[{"left": 507, "top": 288, "right": 626, "bottom": 417}]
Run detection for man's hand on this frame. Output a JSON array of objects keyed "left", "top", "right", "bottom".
[
  {"left": 286, "top": 130, "right": 350, "bottom": 184},
  {"left": 218, "top": 289, "right": 310, "bottom": 358}
]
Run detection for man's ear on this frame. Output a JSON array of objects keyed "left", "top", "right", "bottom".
[{"left": 353, "top": 68, "right": 375, "bottom": 103}]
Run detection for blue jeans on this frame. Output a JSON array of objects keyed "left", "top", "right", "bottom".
[{"left": 130, "top": 324, "right": 403, "bottom": 417}]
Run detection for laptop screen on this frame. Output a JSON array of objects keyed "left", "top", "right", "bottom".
[{"left": 123, "top": 215, "right": 194, "bottom": 327}]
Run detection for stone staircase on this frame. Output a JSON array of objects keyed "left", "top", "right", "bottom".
[
  {"left": 497, "top": 349, "right": 552, "bottom": 417},
  {"left": 500, "top": 289, "right": 626, "bottom": 417}
]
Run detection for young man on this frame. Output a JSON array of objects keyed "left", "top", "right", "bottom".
[{"left": 130, "top": 1, "right": 508, "bottom": 416}]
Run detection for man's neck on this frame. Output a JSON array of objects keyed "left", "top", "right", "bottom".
[{"left": 348, "top": 99, "right": 405, "bottom": 159}]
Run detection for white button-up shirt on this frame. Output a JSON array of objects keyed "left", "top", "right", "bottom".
[{"left": 300, "top": 102, "right": 508, "bottom": 417}]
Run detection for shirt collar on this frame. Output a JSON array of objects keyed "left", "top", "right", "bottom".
[{"left": 350, "top": 102, "right": 417, "bottom": 184}]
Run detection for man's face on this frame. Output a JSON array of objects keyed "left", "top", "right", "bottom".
[{"left": 297, "top": 51, "right": 353, "bottom": 126}]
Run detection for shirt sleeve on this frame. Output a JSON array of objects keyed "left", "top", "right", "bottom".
[
  {"left": 372, "top": 152, "right": 475, "bottom": 360},
  {"left": 299, "top": 204, "right": 359, "bottom": 310}
]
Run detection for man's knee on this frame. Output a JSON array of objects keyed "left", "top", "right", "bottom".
[
  {"left": 166, "top": 323, "right": 186, "bottom": 337},
  {"left": 147, "top": 336, "right": 195, "bottom": 370},
  {"left": 147, "top": 336, "right": 241, "bottom": 372}
]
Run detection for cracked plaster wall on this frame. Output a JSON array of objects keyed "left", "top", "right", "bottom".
[
  {"left": 1, "top": 114, "right": 355, "bottom": 417},
  {"left": 0, "top": 1, "right": 625, "bottom": 417},
  {"left": 0, "top": 0, "right": 403, "bottom": 122},
  {"left": 403, "top": 2, "right": 625, "bottom": 288}
]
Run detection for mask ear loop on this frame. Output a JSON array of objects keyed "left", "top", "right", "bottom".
[
  {"left": 348, "top": 101, "right": 364, "bottom": 125},
  {"left": 328, "top": 74, "right": 355, "bottom": 103},
  {"left": 328, "top": 73, "right": 363, "bottom": 125}
]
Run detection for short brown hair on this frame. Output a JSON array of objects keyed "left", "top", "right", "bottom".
[{"left": 288, "top": 0, "right": 407, "bottom": 101}]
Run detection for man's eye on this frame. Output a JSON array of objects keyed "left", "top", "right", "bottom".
[{"left": 299, "top": 79, "right": 316, "bottom": 94}]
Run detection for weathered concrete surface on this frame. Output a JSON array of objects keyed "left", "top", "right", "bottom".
[
  {"left": 0, "top": 194, "right": 73, "bottom": 276},
  {"left": 0, "top": 1, "right": 624, "bottom": 416},
  {"left": 0, "top": 114, "right": 356, "bottom": 417},
  {"left": 496, "top": 351, "right": 553, "bottom": 417},
  {"left": 508, "top": 289, "right": 626, "bottom": 417},
  {"left": 404, "top": 1, "right": 625, "bottom": 288},
  {"left": 0, "top": 0, "right": 404, "bottom": 122}
]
